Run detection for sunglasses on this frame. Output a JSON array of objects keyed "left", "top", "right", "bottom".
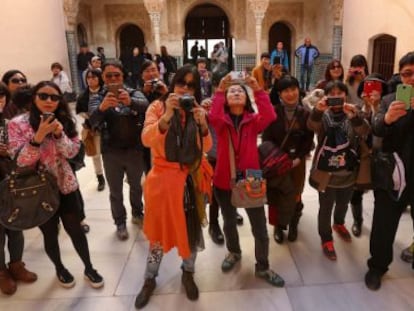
[
  {"left": 400, "top": 71, "right": 414, "bottom": 78},
  {"left": 37, "top": 93, "right": 61, "bottom": 102},
  {"left": 176, "top": 81, "right": 196, "bottom": 89},
  {"left": 330, "top": 65, "right": 342, "bottom": 69},
  {"left": 10, "top": 78, "right": 27, "bottom": 84},
  {"left": 105, "top": 72, "right": 122, "bottom": 79}
]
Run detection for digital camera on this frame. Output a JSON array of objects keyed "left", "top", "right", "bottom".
[
  {"left": 179, "top": 94, "right": 195, "bottom": 112},
  {"left": 150, "top": 79, "right": 163, "bottom": 92}
]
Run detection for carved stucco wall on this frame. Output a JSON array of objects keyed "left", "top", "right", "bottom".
[{"left": 77, "top": 3, "right": 93, "bottom": 44}]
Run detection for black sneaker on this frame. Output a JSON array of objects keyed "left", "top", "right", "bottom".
[
  {"left": 365, "top": 269, "right": 382, "bottom": 291},
  {"left": 236, "top": 212, "right": 243, "bottom": 226},
  {"left": 84, "top": 268, "right": 104, "bottom": 289},
  {"left": 57, "top": 268, "right": 75, "bottom": 288}
]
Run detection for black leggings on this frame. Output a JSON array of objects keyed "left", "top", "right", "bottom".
[{"left": 39, "top": 190, "right": 92, "bottom": 272}]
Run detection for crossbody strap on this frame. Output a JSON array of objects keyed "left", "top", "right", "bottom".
[
  {"left": 279, "top": 113, "right": 297, "bottom": 150},
  {"left": 228, "top": 128, "right": 237, "bottom": 183}
]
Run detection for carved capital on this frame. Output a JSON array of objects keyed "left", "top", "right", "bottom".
[
  {"left": 63, "top": 0, "right": 80, "bottom": 28},
  {"left": 143, "top": 0, "right": 165, "bottom": 14},
  {"left": 248, "top": 0, "right": 270, "bottom": 14},
  {"left": 330, "top": 0, "right": 344, "bottom": 24}
]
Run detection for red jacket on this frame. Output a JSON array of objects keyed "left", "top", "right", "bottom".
[{"left": 209, "top": 90, "right": 276, "bottom": 190}]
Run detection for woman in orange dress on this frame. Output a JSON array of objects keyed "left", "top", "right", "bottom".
[{"left": 135, "top": 65, "right": 212, "bottom": 309}]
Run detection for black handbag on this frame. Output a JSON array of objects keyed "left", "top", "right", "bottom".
[{"left": 0, "top": 148, "right": 60, "bottom": 230}]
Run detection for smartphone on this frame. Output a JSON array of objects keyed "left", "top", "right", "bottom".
[
  {"left": 363, "top": 80, "right": 382, "bottom": 97},
  {"left": 326, "top": 97, "right": 344, "bottom": 107},
  {"left": 273, "top": 56, "right": 281, "bottom": 65},
  {"left": 42, "top": 112, "right": 55, "bottom": 122},
  {"left": 107, "top": 83, "right": 123, "bottom": 98},
  {"left": 230, "top": 71, "right": 246, "bottom": 81},
  {"left": 396, "top": 84, "right": 413, "bottom": 110}
]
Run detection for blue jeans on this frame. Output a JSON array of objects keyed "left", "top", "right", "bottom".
[{"left": 300, "top": 64, "right": 313, "bottom": 90}]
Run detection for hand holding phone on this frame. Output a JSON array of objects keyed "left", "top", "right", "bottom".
[
  {"left": 42, "top": 112, "right": 55, "bottom": 123},
  {"left": 326, "top": 97, "right": 344, "bottom": 107},
  {"left": 230, "top": 71, "right": 246, "bottom": 81},
  {"left": 396, "top": 84, "right": 413, "bottom": 110},
  {"left": 107, "top": 83, "right": 123, "bottom": 98}
]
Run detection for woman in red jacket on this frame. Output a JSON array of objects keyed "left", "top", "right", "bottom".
[{"left": 209, "top": 74, "right": 284, "bottom": 286}]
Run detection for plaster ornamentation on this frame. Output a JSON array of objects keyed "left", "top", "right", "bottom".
[
  {"left": 263, "top": 2, "right": 304, "bottom": 40},
  {"left": 143, "top": 0, "right": 165, "bottom": 13},
  {"left": 330, "top": 0, "right": 344, "bottom": 25},
  {"left": 247, "top": 0, "right": 269, "bottom": 14},
  {"left": 63, "top": 0, "right": 80, "bottom": 29}
]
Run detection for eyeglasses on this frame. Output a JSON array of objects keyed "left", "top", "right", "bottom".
[
  {"left": 10, "top": 78, "right": 27, "bottom": 84},
  {"left": 36, "top": 93, "right": 61, "bottom": 102},
  {"left": 400, "top": 71, "right": 414, "bottom": 78},
  {"left": 176, "top": 81, "right": 196, "bottom": 89},
  {"left": 104, "top": 72, "right": 121, "bottom": 79}
]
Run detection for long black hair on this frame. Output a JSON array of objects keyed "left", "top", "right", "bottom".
[
  {"left": 224, "top": 83, "right": 255, "bottom": 113},
  {"left": 30, "top": 81, "right": 77, "bottom": 138}
]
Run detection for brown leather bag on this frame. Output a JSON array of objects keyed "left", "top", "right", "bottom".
[{"left": 81, "top": 126, "right": 97, "bottom": 157}]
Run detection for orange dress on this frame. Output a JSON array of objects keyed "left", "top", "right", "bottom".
[{"left": 141, "top": 100, "right": 212, "bottom": 259}]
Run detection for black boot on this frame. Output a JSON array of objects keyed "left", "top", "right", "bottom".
[
  {"left": 97, "top": 174, "right": 105, "bottom": 192},
  {"left": 135, "top": 278, "right": 156, "bottom": 309},
  {"left": 288, "top": 202, "right": 304, "bottom": 242},
  {"left": 182, "top": 270, "right": 199, "bottom": 300},
  {"left": 351, "top": 203, "right": 363, "bottom": 237},
  {"left": 209, "top": 223, "right": 224, "bottom": 245},
  {"left": 273, "top": 226, "right": 284, "bottom": 244}
]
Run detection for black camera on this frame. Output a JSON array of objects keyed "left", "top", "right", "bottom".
[
  {"left": 179, "top": 94, "right": 195, "bottom": 112},
  {"left": 326, "top": 97, "right": 344, "bottom": 107},
  {"left": 150, "top": 79, "right": 162, "bottom": 91}
]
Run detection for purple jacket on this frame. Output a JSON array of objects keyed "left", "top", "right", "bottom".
[{"left": 209, "top": 90, "right": 276, "bottom": 190}]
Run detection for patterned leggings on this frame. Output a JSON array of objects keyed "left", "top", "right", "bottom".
[{"left": 144, "top": 243, "right": 197, "bottom": 279}]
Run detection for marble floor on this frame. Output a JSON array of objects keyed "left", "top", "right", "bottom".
[{"left": 1, "top": 154, "right": 414, "bottom": 311}]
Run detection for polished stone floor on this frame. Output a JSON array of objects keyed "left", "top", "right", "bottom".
[{"left": 1, "top": 154, "right": 414, "bottom": 311}]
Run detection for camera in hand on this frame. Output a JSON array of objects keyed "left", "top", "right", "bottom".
[
  {"left": 42, "top": 112, "right": 55, "bottom": 122},
  {"left": 179, "top": 94, "right": 195, "bottom": 112},
  {"left": 326, "top": 97, "right": 344, "bottom": 107},
  {"left": 351, "top": 70, "right": 363, "bottom": 76},
  {"left": 150, "top": 79, "right": 163, "bottom": 92}
]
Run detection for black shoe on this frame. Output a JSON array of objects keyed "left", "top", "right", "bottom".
[
  {"left": 273, "top": 226, "right": 284, "bottom": 244},
  {"left": 352, "top": 222, "right": 362, "bottom": 237},
  {"left": 365, "top": 269, "right": 382, "bottom": 291},
  {"left": 84, "top": 268, "right": 104, "bottom": 289},
  {"left": 236, "top": 212, "right": 243, "bottom": 226},
  {"left": 97, "top": 174, "right": 105, "bottom": 192},
  {"left": 287, "top": 224, "right": 298, "bottom": 242},
  {"left": 135, "top": 278, "right": 156, "bottom": 309},
  {"left": 57, "top": 268, "right": 75, "bottom": 288},
  {"left": 209, "top": 223, "right": 224, "bottom": 245},
  {"left": 181, "top": 271, "right": 199, "bottom": 301}
]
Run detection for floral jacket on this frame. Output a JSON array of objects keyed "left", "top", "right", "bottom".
[{"left": 7, "top": 113, "right": 80, "bottom": 194}]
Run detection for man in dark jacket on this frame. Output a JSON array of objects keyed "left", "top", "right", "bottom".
[
  {"left": 365, "top": 51, "right": 414, "bottom": 290},
  {"left": 89, "top": 61, "right": 149, "bottom": 241},
  {"left": 77, "top": 44, "right": 95, "bottom": 90},
  {"left": 295, "top": 38, "right": 319, "bottom": 91}
]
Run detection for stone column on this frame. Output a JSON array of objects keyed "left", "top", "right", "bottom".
[
  {"left": 330, "top": 0, "right": 344, "bottom": 60},
  {"left": 63, "top": 0, "right": 80, "bottom": 93},
  {"left": 144, "top": 0, "right": 165, "bottom": 55},
  {"left": 248, "top": 0, "right": 269, "bottom": 64}
]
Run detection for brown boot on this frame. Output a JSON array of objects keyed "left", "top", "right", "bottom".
[
  {"left": 0, "top": 269, "right": 17, "bottom": 295},
  {"left": 8, "top": 261, "right": 37, "bottom": 283},
  {"left": 181, "top": 270, "right": 199, "bottom": 301}
]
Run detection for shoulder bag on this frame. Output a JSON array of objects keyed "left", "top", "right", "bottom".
[{"left": 0, "top": 147, "right": 60, "bottom": 230}]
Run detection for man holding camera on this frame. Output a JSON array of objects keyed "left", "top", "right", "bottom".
[
  {"left": 89, "top": 61, "right": 149, "bottom": 240},
  {"left": 295, "top": 38, "right": 320, "bottom": 91}
]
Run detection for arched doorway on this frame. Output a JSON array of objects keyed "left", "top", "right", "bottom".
[
  {"left": 268, "top": 22, "right": 292, "bottom": 72},
  {"left": 372, "top": 34, "right": 396, "bottom": 80},
  {"left": 118, "top": 24, "right": 145, "bottom": 66},
  {"left": 77, "top": 23, "right": 88, "bottom": 46},
  {"left": 184, "top": 4, "right": 232, "bottom": 70}
]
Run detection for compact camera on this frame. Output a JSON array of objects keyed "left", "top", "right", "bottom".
[
  {"left": 326, "top": 97, "right": 344, "bottom": 107},
  {"left": 150, "top": 79, "right": 163, "bottom": 91},
  {"left": 179, "top": 94, "right": 195, "bottom": 112}
]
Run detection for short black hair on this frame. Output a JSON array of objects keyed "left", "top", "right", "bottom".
[
  {"left": 276, "top": 75, "right": 300, "bottom": 93},
  {"left": 50, "top": 62, "right": 63, "bottom": 71},
  {"left": 398, "top": 51, "right": 414, "bottom": 71},
  {"left": 102, "top": 60, "right": 123, "bottom": 72},
  {"left": 261, "top": 52, "right": 270, "bottom": 59},
  {"left": 324, "top": 80, "right": 349, "bottom": 96},
  {"left": 196, "top": 58, "right": 207, "bottom": 65}
]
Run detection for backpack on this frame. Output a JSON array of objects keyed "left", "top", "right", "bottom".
[
  {"left": 165, "top": 110, "right": 203, "bottom": 169},
  {"left": 316, "top": 118, "right": 358, "bottom": 172}
]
